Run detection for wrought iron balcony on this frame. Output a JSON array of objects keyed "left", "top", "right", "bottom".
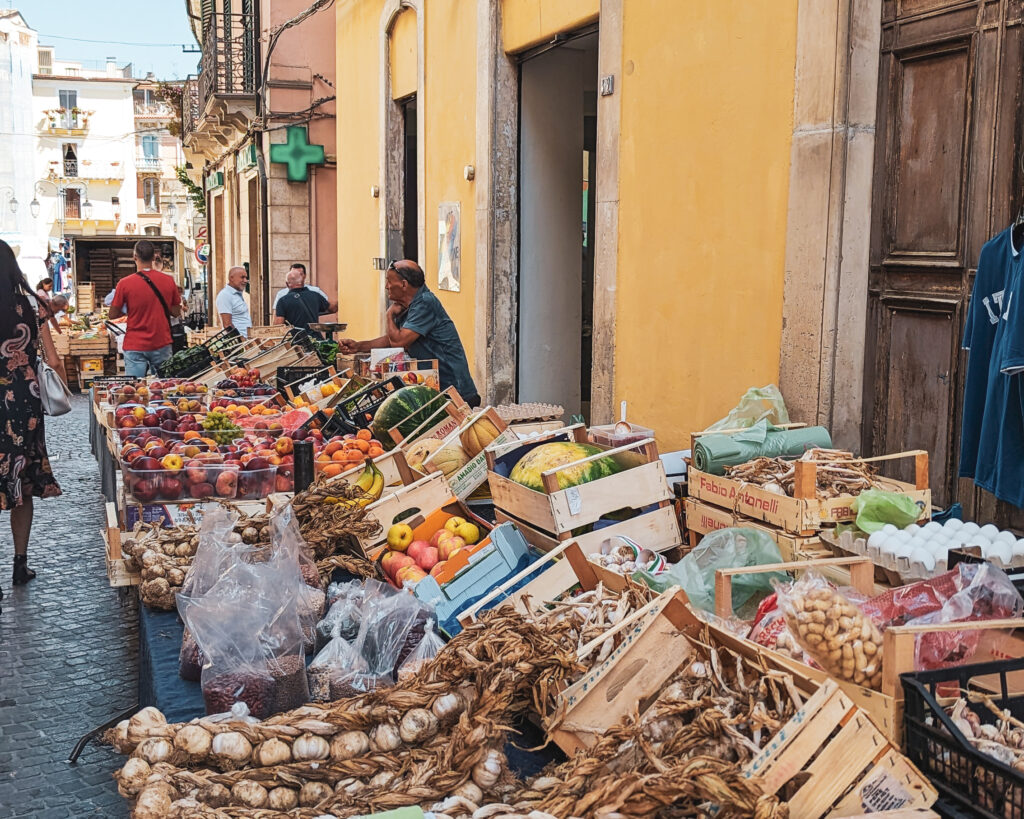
[
  {"left": 134, "top": 102, "right": 174, "bottom": 118},
  {"left": 136, "top": 156, "right": 162, "bottom": 173},
  {"left": 198, "top": 12, "right": 256, "bottom": 112},
  {"left": 64, "top": 159, "right": 77, "bottom": 177},
  {"left": 182, "top": 76, "right": 200, "bottom": 142}
]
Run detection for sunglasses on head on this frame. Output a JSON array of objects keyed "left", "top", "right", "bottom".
[{"left": 387, "top": 262, "right": 413, "bottom": 284}]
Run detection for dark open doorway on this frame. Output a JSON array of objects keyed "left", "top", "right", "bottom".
[{"left": 401, "top": 96, "right": 418, "bottom": 263}]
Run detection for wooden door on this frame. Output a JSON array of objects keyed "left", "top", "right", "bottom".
[{"left": 866, "top": 0, "right": 1024, "bottom": 524}]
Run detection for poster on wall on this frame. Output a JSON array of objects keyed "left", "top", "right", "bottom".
[{"left": 437, "top": 201, "right": 460, "bottom": 292}]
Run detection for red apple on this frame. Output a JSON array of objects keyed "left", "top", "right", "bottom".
[
  {"left": 147, "top": 445, "right": 169, "bottom": 461},
  {"left": 185, "top": 459, "right": 208, "bottom": 484},
  {"left": 415, "top": 545, "right": 439, "bottom": 571},
  {"left": 275, "top": 473, "right": 293, "bottom": 492},
  {"left": 159, "top": 476, "right": 184, "bottom": 500},
  {"left": 439, "top": 536, "right": 465, "bottom": 561},
  {"left": 396, "top": 565, "right": 427, "bottom": 587},
  {"left": 134, "top": 456, "right": 161, "bottom": 472},
  {"left": 381, "top": 551, "right": 416, "bottom": 580},
  {"left": 429, "top": 529, "right": 452, "bottom": 549},
  {"left": 245, "top": 456, "right": 271, "bottom": 471},
  {"left": 215, "top": 469, "right": 238, "bottom": 497},
  {"left": 429, "top": 561, "right": 447, "bottom": 579},
  {"left": 133, "top": 478, "right": 158, "bottom": 502},
  {"left": 406, "top": 540, "right": 430, "bottom": 563},
  {"left": 191, "top": 482, "right": 215, "bottom": 499}
]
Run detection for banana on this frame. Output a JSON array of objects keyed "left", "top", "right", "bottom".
[
  {"left": 354, "top": 458, "right": 385, "bottom": 505},
  {"left": 353, "top": 458, "right": 377, "bottom": 493}
]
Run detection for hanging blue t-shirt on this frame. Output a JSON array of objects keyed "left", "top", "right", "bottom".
[
  {"left": 959, "top": 227, "right": 1018, "bottom": 479},
  {"left": 972, "top": 233, "right": 1024, "bottom": 507}
]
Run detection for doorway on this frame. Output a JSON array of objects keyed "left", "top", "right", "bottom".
[
  {"left": 516, "top": 30, "right": 599, "bottom": 418},
  {"left": 401, "top": 96, "right": 418, "bottom": 263}
]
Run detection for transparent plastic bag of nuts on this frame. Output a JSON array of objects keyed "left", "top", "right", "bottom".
[
  {"left": 774, "top": 572, "right": 884, "bottom": 690},
  {"left": 307, "top": 632, "right": 368, "bottom": 702},
  {"left": 397, "top": 618, "right": 444, "bottom": 682}
]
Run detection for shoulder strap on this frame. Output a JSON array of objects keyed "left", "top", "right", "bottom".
[
  {"left": 136, "top": 271, "right": 173, "bottom": 330},
  {"left": 287, "top": 289, "right": 320, "bottom": 327}
]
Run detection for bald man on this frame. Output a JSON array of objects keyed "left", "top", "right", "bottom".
[
  {"left": 216, "top": 266, "right": 252, "bottom": 337},
  {"left": 274, "top": 268, "right": 330, "bottom": 336}
]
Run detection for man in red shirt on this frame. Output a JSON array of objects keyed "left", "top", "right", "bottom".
[{"left": 109, "top": 240, "right": 182, "bottom": 377}]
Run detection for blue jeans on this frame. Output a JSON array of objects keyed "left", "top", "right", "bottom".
[{"left": 124, "top": 345, "right": 172, "bottom": 377}]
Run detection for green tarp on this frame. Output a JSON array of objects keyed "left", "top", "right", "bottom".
[{"left": 693, "top": 420, "right": 833, "bottom": 475}]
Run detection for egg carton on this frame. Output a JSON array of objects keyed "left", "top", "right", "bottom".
[{"left": 842, "top": 520, "right": 1024, "bottom": 584}]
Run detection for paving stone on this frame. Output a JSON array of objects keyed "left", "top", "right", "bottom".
[{"left": 0, "top": 396, "right": 135, "bottom": 818}]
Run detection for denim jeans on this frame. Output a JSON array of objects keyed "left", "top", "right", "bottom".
[{"left": 124, "top": 345, "right": 172, "bottom": 377}]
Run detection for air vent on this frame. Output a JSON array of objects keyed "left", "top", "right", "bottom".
[{"left": 37, "top": 48, "right": 53, "bottom": 75}]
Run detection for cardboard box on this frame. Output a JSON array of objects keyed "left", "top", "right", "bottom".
[{"left": 421, "top": 407, "right": 517, "bottom": 500}]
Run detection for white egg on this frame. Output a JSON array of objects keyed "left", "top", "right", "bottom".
[
  {"left": 944, "top": 518, "right": 964, "bottom": 530},
  {"left": 893, "top": 543, "right": 915, "bottom": 559},
  {"left": 881, "top": 524, "right": 898, "bottom": 536},
  {"left": 1014, "top": 538, "right": 1024, "bottom": 557},
  {"left": 961, "top": 522, "right": 981, "bottom": 535},
  {"left": 878, "top": 538, "right": 897, "bottom": 555},
  {"left": 923, "top": 521, "right": 943, "bottom": 535},
  {"left": 909, "top": 548, "right": 936, "bottom": 573},
  {"left": 989, "top": 542, "right": 1013, "bottom": 565},
  {"left": 980, "top": 524, "right": 1001, "bottom": 539},
  {"left": 997, "top": 530, "right": 1017, "bottom": 545},
  {"left": 867, "top": 532, "right": 885, "bottom": 549},
  {"left": 906, "top": 523, "right": 921, "bottom": 535}
]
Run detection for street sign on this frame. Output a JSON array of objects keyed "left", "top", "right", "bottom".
[
  {"left": 196, "top": 226, "right": 208, "bottom": 240},
  {"left": 195, "top": 242, "right": 210, "bottom": 265}
]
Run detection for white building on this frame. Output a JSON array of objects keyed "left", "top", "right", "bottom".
[
  {"left": 0, "top": 10, "right": 42, "bottom": 280},
  {"left": 31, "top": 49, "right": 139, "bottom": 264}
]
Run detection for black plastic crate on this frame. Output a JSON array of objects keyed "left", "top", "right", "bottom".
[
  {"left": 156, "top": 346, "right": 212, "bottom": 378},
  {"left": 902, "top": 655, "right": 1024, "bottom": 818},
  {"left": 336, "top": 375, "right": 406, "bottom": 429},
  {"left": 277, "top": 365, "right": 332, "bottom": 394}
]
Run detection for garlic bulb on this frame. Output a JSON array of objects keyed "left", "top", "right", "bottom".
[
  {"left": 140, "top": 550, "right": 162, "bottom": 569},
  {"left": 173, "top": 724, "right": 212, "bottom": 761},
  {"left": 369, "top": 770, "right": 396, "bottom": 789},
  {"left": 471, "top": 749, "right": 505, "bottom": 790},
  {"left": 292, "top": 732, "right": 330, "bottom": 761},
  {"left": 212, "top": 731, "right": 252, "bottom": 764},
  {"left": 330, "top": 730, "right": 370, "bottom": 761},
  {"left": 136, "top": 737, "right": 173, "bottom": 765},
  {"left": 299, "top": 780, "right": 333, "bottom": 807},
  {"left": 370, "top": 722, "right": 402, "bottom": 752},
  {"left": 167, "top": 567, "right": 185, "bottom": 586},
  {"left": 110, "top": 719, "right": 133, "bottom": 754},
  {"left": 116, "top": 757, "right": 151, "bottom": 796},
  {"left": 431, "top": 692, "right": 464, "bottom": 723},
  {"left": 268, "top": 786, "right": 299, "bottom": 810},
  {"left": 231, "top": 780, "right": 268, "bottom": 808},
  {"left": 400, "top": 708, "right": 439, "bottom": 744},
  {"left": 133, "top": 784, "right": 176, "bottom": 819},
  {"left": 197, "top": 782, "right": 231, "bottom": 807},
  {"left": 127, "top": 707, "right": 167, "bottom": 743},
  {"left": 256, "top": 736, "right": 293, "bottom": 767},
  {"left": 453, "top": 781, "right": 483, "bottom": 804}
]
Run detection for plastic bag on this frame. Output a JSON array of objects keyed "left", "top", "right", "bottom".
[
  {"left": 852, "top": 489, "right": 921, "bottom": 534},
  {"left": 178, "top": 628, "right": 205, "bottom": 682},
  {"left": 307, "top": 635, "right": 368, "bottom": 702},
  {"left": 316, "top": 578, "right": 394, "bottom": 652},
  {"left": 397, "top": 619, "right": 444, "bottom": 681},
  {"left": 635, "top": 527, "right": 787, "bottom": 617},
  {"left": 774, "top": 572, "right": 884, "bottom": 690},
  {"left": 176, "top": 505, "right": 249, "bottom": 600},
  {"left": 704, "top": 385, "right": 790, "bottom": 431}
]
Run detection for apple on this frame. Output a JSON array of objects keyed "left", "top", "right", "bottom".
[
  {"left": 429, "top": 529, "right": 451, "bottom": 549},
  {"left": 132, "top": 406, "right": 147, "bottom": 421},
  {"left": 439, "top": 535, "right": 465, "bottom": 561},
  {"left": 444, "top": 516, "right": 466, "bottom": 534},
  {"left": 415, "top": 545, "right": 439, "bottom": 571},
  {"left": 133, "top": 478, "right": 158, "bottom": 502},
  {"left": 406, "top": 540, "right": 430, "bottom": 563},
  {"left": 185, "top": 459, "right": 208, "bottom": 484},
  {"left": 454, "top": 521, "right": 480, "bottom": 545},
  {"left": 117, "top": 416, "right": 138, "bottom": 429},
  {"left": 191, "top": 482, "right": 215, "bottom": 499},
  {"left": 134, "top": 456, "right": 161, "bottom": 472},
  {"left": 159, "top": 476, "right": 184, "bottom": 500},
  {"left": 148, "top": 445, "right": 169, "bottom": 461},
  {"left": 387, "top": 523, "right": 414, "bottom": 551},
  {"left": 429, "top": 561, "right": 447, "bottom": 579},
  {"left": 275, "top": 473, "right": 293, "bottom": 492},
  {"left": 215, "top": 469, "right": 238, "bottom": 497},
  {"left": 396, "top": 565, "right": 427, "bottom": 587},
  {"left": 381, "top": 550, "right": 415, "bottom": 580}
]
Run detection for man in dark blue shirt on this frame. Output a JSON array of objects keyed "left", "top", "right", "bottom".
[
  {"left": 274, "top": 268, "right": 330, "bottom": 336},
  {"left": 339, "top": 260, "right": 480, "bottom": 405}
]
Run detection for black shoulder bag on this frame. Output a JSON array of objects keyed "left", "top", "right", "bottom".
[{"left": 137, "top": 271, "right": 187, "bottom": 352}]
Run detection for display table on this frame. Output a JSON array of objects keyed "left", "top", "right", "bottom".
[{"left": 137, "top": 605, "right": 203, "bottom": 724}]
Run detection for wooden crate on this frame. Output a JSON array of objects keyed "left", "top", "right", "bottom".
[
  {"left": 418, "top": 406, "right": 517, "bottom": 499},
  {"left": 744, "top": 679, "right": 937, "bottom": 817},
  {"left": 104, "top": 502, "right": 139, "bottom": 587},
  {"left": 486, "top": 423, "right": 679, "bottom": 551},
  {"left": 687, "top": 443, "right": 931, "bottom": 535},
  {"left": 325, "top": 447, "right": 417, "bottom": 488},
  {"left": 354, "top": 471, "right": 458, "bottom": 557},
  {"left": 53, "top": 330, "right": 71, "bottom": 356},
  {"left": 69, "top": 334, "right": 111, "bottom": 356},
  {"left": 685, "top": 496, "right": 826, "bottom": 561}
]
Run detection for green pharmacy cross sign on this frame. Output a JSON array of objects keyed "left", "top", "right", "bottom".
[{"left": 270, "top": 125, "right": 326, "bottom": 182}]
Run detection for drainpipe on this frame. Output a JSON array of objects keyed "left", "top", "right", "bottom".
[{"left": 253, "top": 0, "right": 271, "bottom": 325}]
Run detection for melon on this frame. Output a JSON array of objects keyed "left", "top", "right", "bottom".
[
  {"left": 508, "top": 442, "right": 621, "bottom": 492},
  {"left": 460, "top": 414, "right": 502, "bottom": 458},
  {"left": 428, "top": 444, "right": 471, "bottom": 478},
  {"left": 370, "top": 386, "right": 441, "bottom": 449},
  {"left": 405, "top": 437, "right": 444, "bottom": 472}
]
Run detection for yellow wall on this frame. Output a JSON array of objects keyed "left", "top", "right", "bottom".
[
  {"left": 614, "top": 0, "right": 798, "bottom": 449},
  {"left": 336, "top": 1, "right": 384, "bottom": 342},
  {"left": 502, "top": 0, "right": 599, "bottom": 53},
  {"left": 423, "top": 0, "right": 477, "bottom": 371},
  {"left": 390, "top": 7, "right": 417, "bottom": 100}
]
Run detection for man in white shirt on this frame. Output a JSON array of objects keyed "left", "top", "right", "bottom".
[
  {"left": 216, "top": 266, "right": 252, "bottom": 337},
  {"left": 272, "top": 263, "right": 337, "bottom": 314}
]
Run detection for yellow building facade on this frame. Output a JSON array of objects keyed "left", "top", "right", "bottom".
[{"left": 335, "top": 0, "right": 802, "bottom": 451}]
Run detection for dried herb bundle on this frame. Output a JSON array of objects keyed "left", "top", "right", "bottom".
[
  {"left": 289, "top": 477, "right": 382, "bottom": 559},
  {"left": 724, "top": 447, "right": 877, "bottom": 499}
]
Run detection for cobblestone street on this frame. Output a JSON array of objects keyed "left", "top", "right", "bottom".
[{"left": 0, "top": 395, "right": 135, "bottom": 818}]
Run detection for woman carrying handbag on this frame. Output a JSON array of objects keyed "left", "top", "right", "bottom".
[{"left": 0, "top": 240, "right": 64, "bottom": 608}]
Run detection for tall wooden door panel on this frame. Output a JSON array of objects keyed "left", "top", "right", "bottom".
[{"left": 866, "top": 0, "right": 1024, "bottom": 521}]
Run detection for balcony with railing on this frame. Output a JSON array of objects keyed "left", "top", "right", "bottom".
[
  {"left": 136, "top": 155, "right": 162, "bottom": 174},
  {"left": 51, "top": 159, "right": 125, "bottom": 182},
  {"left": 182, "top": 76, "right": 200, "bottom": 142},
  {"left": 198, "top": 12, "right": 256, "bottom": 110},
  {"left": 41, "top": 108, "right": 91, "bottom": 134},
  {"left": 134, "top": 101, "right": 175, "bottom": 119}
]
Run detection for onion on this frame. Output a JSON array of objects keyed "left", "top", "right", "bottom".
[
  {"left": 268, "top": 786, "right": 299, "bottom": 810},
  {"left": 128, "top": 707, "right": 167, "bottom": 743},
  {"left": 134, "top": 783, "right": 176, "bottom": 819},
  {"left": 471, "top": 749, "right": 505, "bottom": 790},
  {"left": 292, "top": 732, "right": 330, "bottom": 761},
  {"left": 136, "top": 737, "right": 172, "bottom": 765},
  {"left": 173, "top": 724, "right": 212, "bottom": 761},
  {"left": 370, "top": 722, "right": 402, "bottom": 752},
  {"left": 256, "top": 736, "right": 292, "bottom": 767},
  {"left": 231, "top": 780, "right": 268, "bottom": 808},
  {"left": 197, "top": 783, "right": 231, "bottom": 807},
  {"left": 330, "top": 730, "right": 370, "bottom": 761},
  {"left": 431, "top": 692, "right": 464, "bottom": 723},
  {"left": 299, "top": 780, "right": 333, "bottom": 807},
  {"left": 400, "top": 708, "right": 439, "bottom": 744},
  {"left": 212, "top": 731, "right": 252, "bottom": 765},
  {"left": 116, "top": 757, "right": 151, "bottom": 796}
]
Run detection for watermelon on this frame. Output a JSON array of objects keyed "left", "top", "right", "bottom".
[
  {"left": 509, "top": 442, "right": 622, "bottom": 492},
  {"left": 370, "top": 385, "right": 441, "bottom": 449}
]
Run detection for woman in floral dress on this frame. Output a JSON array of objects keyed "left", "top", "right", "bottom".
[{"left": 0, "top": 240, "right": 64, "bottom": 603}]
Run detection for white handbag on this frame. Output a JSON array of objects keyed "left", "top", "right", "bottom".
[{"left": 38, "top": 358, "right": 72, "bottom": 416}]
